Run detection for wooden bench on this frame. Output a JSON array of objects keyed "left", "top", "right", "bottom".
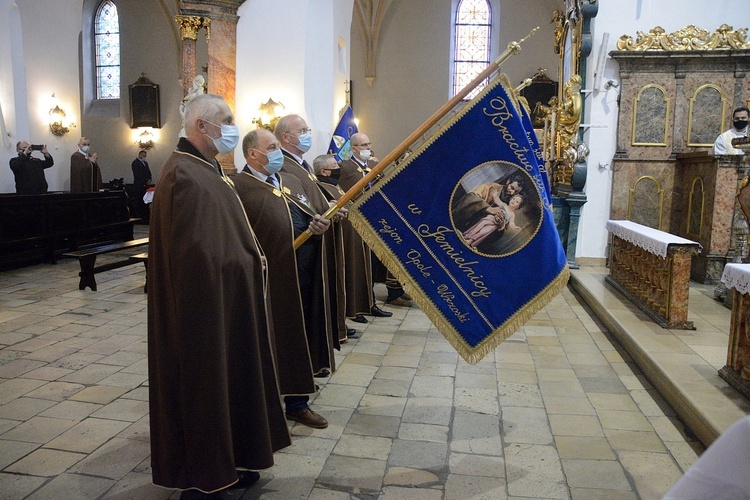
[
  {"left": 128, "top": 252, "right": 148, "bottom": 293},
  {"left": 63, "top": 238, "right": 149, "bottom": 291},
  {"left": 0, "top": 191, "right": 136, "bottom": 269},
  {"left": 606, "top": 220, "right": 701, "bottom": 329}
]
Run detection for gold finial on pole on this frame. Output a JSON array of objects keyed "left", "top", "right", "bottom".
[
  {"left": 516, "top": 78, "right": 533, "bottom": 93},
  {"left": 496, "top": 27, "right": 539, "bottom": 66},
  {"left": 293, "top": 30, "right": 537, "bottom": 249}
]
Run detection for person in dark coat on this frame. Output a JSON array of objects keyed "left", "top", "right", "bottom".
[
  {"left": 233, "top": 128, "right": 332, "bottom": 430},
  {"left": 70, "top": 137, "right": 102, "bottom": 193},
  {"left": 131, "top": 149, "right": 152, "bottom": 219},
  {"left": 9, "top": 141, "right": 54, "bottom": 194},
  {"left": 148, "top": 94, "right": 290, "bottom": 496}
]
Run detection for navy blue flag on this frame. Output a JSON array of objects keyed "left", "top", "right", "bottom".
[
  {"left": 329, "top": 106, "right": 358, "bottom": 161},
  {"left": 349, "top": 74, "right": 569, "bottom": 364},
  {"left": 518, "top": 102, "right": 551, "bottom": 205}
]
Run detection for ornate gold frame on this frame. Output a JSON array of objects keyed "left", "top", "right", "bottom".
[
  {"left": 686, "top": 176, "right": 705, "bottom": 239},
  {"left": 631, "top": 84, "right": 670, "bottom": 147},
  {"left": 628, "top": 175, "right": 665, "bottom": 230},
  {"left": 687, "top": 84, "right": 726, "bottom": 147}
]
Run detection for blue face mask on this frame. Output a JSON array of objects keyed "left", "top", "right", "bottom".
[
  {"left": 297, "top": 132, "right": 312, "bottom": 153},
  {"left": 206, "top": 121, "right": 240, "bottom": 155},
  {"left": 263, "top": 149, "right": 284, "bottom": 174}
]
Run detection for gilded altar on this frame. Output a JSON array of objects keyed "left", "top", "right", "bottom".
[{"left": 610, "top": 24, "right": 750, "bottom": 283}]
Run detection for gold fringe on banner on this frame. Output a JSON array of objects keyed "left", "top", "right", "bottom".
[
  {"left": 347, "top": 72, "right": 570, "bottom": 364},
  {"left": 349, "top": 212, "right": 569, "bottom": 365}
]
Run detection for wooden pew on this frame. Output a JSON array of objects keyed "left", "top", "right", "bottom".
[
  {"left": 0, "top": 191, "right": 136, "bottom": 268},
  {"left": 63, "top": 238, "right": 148, "bottom": 291},
  {"left": 128, "top": 252, "right": 148, "bottom": 293},
  {"left": 606, "top": 220, "right": 701, "bottom": 329}
]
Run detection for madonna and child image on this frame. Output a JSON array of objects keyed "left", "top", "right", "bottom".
[{"left": 450, "top": 161, "right": 543, "bottom": 257}]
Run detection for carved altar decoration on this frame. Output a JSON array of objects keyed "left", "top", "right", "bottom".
[
  {"left": 553, "top": 75, "right": 582, "bottom": 187},
  {"left": 617, "top": 24, "right": 750, "bottom": 52},
  {"left": 610, "top": 24, "right": 750, "bottom": 284},
  {"left": 540, "top": 0, "right": 597, "bottom": 267}
]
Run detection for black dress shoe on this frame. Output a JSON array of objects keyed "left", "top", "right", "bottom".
[
  {"left": 314, "top": 368, "right": 330, "bottom": 378},
  {"left": 229, "top": 470, "right": 260, "bottom": 490},
  {"left": 351, "top": 314, "right": 368, "bottom": 323},
  {"left": 370, "top": 305, "right": 393, "bottom": 317},
  {"left": 346, "top": 328, "right": 360, "bottom": 338}
]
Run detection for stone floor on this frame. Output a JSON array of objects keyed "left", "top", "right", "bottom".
[{"left": 2, "top": 238, "right": 739, "bottom": 499}]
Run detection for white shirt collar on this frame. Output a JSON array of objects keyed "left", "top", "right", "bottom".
[
  {"left": 245, "top": 164, "right": 269, "bottom": 181},
  {"left": 282, "top": 148, "right": 304, "bottom": 165}
]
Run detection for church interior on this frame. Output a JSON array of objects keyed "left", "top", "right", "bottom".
[{"left": 1, "top": 0, "right": 750, "bottom": 498}]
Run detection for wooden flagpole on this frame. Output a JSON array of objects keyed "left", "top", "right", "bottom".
[{"left": 294, "top": 27, "right": 538, "bottom": 249}]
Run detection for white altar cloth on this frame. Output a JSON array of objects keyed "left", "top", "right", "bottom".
[
  {"left": 606, "top": 220, "right": 701, "bottom": 259},
  {"left": 721, "top": 263, "right": 750, "bottom": 295}
]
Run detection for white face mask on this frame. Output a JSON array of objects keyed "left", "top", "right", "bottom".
[
  {"left": 206, "top": 121, "right": 240, "bottom": 155},
  {"left": 81, "top": 145, "right": 90, "bottom": 153},
  {"left": 359, "top": 149, "right": 371, "bottom": 161}
]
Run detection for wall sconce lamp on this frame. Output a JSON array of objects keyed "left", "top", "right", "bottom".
[
  {"left": 136, "top": 129, "right": 155, "bottom": 150},
  {"left": 252, "top": 98, "right": 285, "bottom": 131},
  {"left": 49, "top": 104, "right": 69, "bottom": 136}
]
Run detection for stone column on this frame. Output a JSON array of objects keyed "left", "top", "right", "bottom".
[
  {"left": 180, "top": 1, "right": 243, "bottom": 173},
  {"left": 206, "top": 18, "right": 236, "bottom": 115},
  {"left": 175, "top": 15, "right": 210, "bottom": 97}
]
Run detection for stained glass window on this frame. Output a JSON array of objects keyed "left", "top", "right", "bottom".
[
  {"left": 95, "top": 0, "right": 120, "bottom": 99},
  {"left": 453, "top": 0, "right": 491, "bottom": 99}
]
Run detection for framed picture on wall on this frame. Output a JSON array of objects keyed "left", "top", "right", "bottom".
[{"left": 129, "top": 75, "right": 161, "bottom": 129}]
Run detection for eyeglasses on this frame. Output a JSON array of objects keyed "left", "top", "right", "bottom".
[{"left": 296, "top": 128, "right": 312, "bottom": 134}]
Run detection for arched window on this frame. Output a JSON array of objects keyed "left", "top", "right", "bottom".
[
  {"left": 452, "top": 0, "right": 491, "bottom": 99},
  {"left": 94, "top": 0, "right": 120, "bottom": 99}
]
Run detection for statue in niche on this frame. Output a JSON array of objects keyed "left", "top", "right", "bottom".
[{"left": 179, "top": 75, "right": 206, "bottom": 138}]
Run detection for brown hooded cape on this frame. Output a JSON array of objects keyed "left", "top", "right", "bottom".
[{"left": 147, "top": 141, "right": 289, "bottom": 493}]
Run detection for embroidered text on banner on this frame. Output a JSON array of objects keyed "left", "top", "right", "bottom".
[{"left": 349, "top": 74, "right": 569, "bottom": 364}]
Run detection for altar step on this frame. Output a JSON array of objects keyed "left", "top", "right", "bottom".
[{"left": 570, "top": 267, "right": 750, "bottom": 447}]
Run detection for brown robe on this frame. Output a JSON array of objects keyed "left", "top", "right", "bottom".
[
  {"left": 231, "top": 170, "right": 321, "bottom": 391},
  {"left": 70, "top": 151, "right": 102, "bottom": 193},
  {"left": 317, "top": 178, "right": 355, "bottom": 340},
  {"left": 281, "top": 152, "right": 344, "bottom": 350},
  {"left": 338, "top": 158, "right": 377, "bottom": 313},
  {"left": 148, "top": 141, "right": 290, "bottom": 493}
]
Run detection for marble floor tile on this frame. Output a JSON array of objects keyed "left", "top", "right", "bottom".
[{"left": 0, "top": 260, "right": 735, "bottom": 498}]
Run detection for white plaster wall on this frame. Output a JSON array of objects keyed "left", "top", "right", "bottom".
[
  {"left": 579, "top": 0, "right": 750, "bottom": 259},
  {"left": 0, "top": 0, "right": 82, "bottom": 193},
  {"left": 0, "top": 0, "right": 182, "bottom": 194},
  {"left": 350, "top": 0, "right": 558, "bottom": 175},
  {"left": 235, "top": 0, "right": 353, "bottom": 166},
  {"left": 0, "top": 1, "right": 22, "bottom": 194}
]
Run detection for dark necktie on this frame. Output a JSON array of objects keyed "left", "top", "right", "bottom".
[
  {"left": 301, "top": 159, "right": 312, "bottom": 173},
  {"left": 266, "top": 175, "right": 279, "bottom": 189}
]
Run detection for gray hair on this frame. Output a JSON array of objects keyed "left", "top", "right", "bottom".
[
  {"left": 184, "top": 94, "right": 226, "bottom": 134},
  {"left": 313, "top": 154, "right": 336, "bottom": 174},
  {"left": 274, "top": 114, "right": 302, "bottom": 141},
  {"left": 241, "top": 129, "right": 263, "bottom": 159}
]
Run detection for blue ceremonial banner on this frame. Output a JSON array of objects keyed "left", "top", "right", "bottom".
[
  {"left": 329, "top": 106, "right": 358, "bottom": 161},
  {"left": 519, "top": 102, "right": 551, "bottom": 205},
  {"left": 349, "top": 74, "right": 569, "bottom": 364}
]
